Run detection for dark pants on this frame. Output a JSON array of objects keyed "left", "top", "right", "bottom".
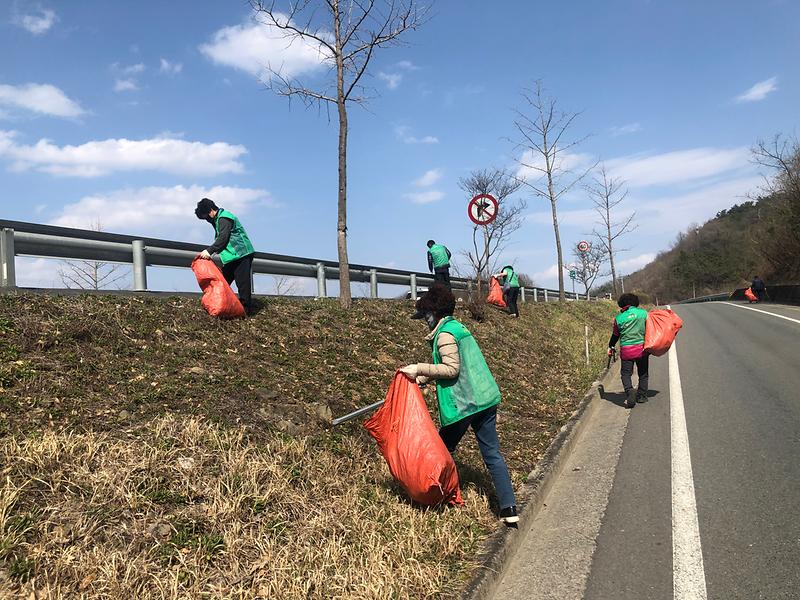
[
  {"left": 504, "top": 287, "right": 520, "bottom": 317},
  {"left": 439, "top": 406, "right": 516, "bottom": 510},
  {"left": 621, "top": 354, "right": 649, "bottom": 395},
  {"left": 433, "top": 267, "right": 451, "bottom": 289},
  {"left": 221, "top": 254, "right": 253, "bottom": 311},
  {"left": 754, "top": 288, "right": 766, "bottom": 301}
]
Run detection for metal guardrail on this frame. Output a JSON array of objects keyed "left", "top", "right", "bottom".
[
  {"left": 0, "top": 219, "right": 596, "bottom": 302},
  {"left": 677, "top": 292, "right": 731, "bottom": 304}
]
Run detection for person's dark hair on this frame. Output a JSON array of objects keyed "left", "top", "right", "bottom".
[
  {"left": 195, "top": 198, "right": 218, "bottom": 219},
  {"left": 415, "top": 283, "right": 455, "bottom": 320},
  {"left": 617, "top": 293, "right": 639, "bottom": 308},
  {"left": 427, "top": 239, "right": 435, "bottom": 248}
]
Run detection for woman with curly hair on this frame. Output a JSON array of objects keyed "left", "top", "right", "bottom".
[{"left": 401, "top": 284, "right": 518, "bottom": 524}]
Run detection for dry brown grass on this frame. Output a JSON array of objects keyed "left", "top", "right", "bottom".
[{"left": 0, "top": 294, "right": 615, "bottom": 598}]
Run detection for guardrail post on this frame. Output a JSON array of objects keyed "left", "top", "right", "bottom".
[
  {"left": 370, "top": 269, "right": 378, "bottom": 298},
  {"left": 132, "top": 240, "right": 147, "bottom": 291},
  {"left": 0, "top": 228, "right": 16, "bottom": 288},
  {"left": 316, "top": 263, "right": 327, "bottom": 298},
  {"left": 533, "top": 288, "right": 538, "bottom": 302},
  {"left": 520, "top": 287, "right": 526, "bottom": 303},
  {"left": 544, "top": 289, "right": 549, "bottom": 302},
  {"left": 410, "top": 273, "right": 417, "bottom": 300}
]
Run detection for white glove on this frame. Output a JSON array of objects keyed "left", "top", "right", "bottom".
[
  {"left": 400, "top": 364, "right": 419, "bottom": 379},
  {"left": 198, "top": 249, "right": 211, "bottom": 260}
]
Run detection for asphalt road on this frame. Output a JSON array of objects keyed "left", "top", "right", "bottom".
[{"left": 495, "top": 301, "right": 800, "bottom": 600}]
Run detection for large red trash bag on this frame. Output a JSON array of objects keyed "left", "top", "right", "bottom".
[
  {"left": 644, "top": 309, "right": 683, "bottom": 357},
  {"left": 364, "top": 372, "right": 463, "bottom": 506},
  {"left": 486, "top": 276, "right": 507, "bottom": 308},
  {"left": 191, "top": 258, "right": 246, "bottom": 319},
  {"left": 744, "top": 287, "right": 757, "bottom": 302}
]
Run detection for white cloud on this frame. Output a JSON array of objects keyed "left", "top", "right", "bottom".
[
  {"left": 607, "top": 147, "right": 750, "bottom": 188},
  {"left": 394, "top": 125, "right": 438, "bottom": 145},
  {"left": 160, "top": 58, "right": 183, "bottom": 75},
  {"left": 617, "top": 253, "right": 655, "bottom": 272},
  {"left": 609, "top": 122, "right": 642, "bottom": 136},
  {"left": 14, "top": 257, "right": 62, "bottom": 288},
  {"left": 113, "top": 79, "right": 138, "bottom": 92},
  {"left": 414, "top": 168, "right": 442, "bottom": 187},
  {"left": 404, "top": 190, "right": 444, "bottom": 204},
  {"left": 516, "top": 149, "right": 594, "bottom": 182},
  {"left": 0, "top": 83, "right": 85, "bottom": 118},
  {"left": 50, "top": 185, "right": 271, "bottom": 234},
  {"left": 119, "top": 63, "right": 145, "bottom": 75},
  {"left": 378, "top": 72, "right": 403, "bottom": 90},
  {"left": 395, "top": 60, "right": 419, "bottom": 71},
  {"left": 635, "top": 176, "right": 761, "bottom": 231},
  {"left": 533, "top": 263, "right": 561, "bottom": 281},
  {"left": 0, "top": 131, "right": 247, "bottom": 177},
  {"left": 200, "top": 17, "right": 332, "bottom": 78},
  {"left": 735, "top": 77, "right": 778, "bottom": 103},
  {"left": 13, "top": 8, "right": 57, "bottom": 35}
]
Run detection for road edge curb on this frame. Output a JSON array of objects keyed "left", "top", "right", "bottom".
[{"left": 459, "top": 360, "right": 619, "bottom": 600}]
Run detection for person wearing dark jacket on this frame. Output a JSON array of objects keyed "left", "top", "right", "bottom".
[
  {"left": 427, "top": 240, "right": 452, "bottom": 289},
  {"left": 194, "top": 198, "right": 256, "bottom": 313},
  {"left": 751, "top": 276, "right": 767, "bottom": 302}
]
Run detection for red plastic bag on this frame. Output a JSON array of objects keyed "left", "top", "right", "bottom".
[
  {"left": 744, "top": 287, "right": 757, "bottom": 302},
  {"left": 486, "top": 276, "right": 507, "bottom": 308},
  {"left": 364, "top": 372, "right": 463, "bottom": 506},
  {"left": 191, "top": 258, "right": 246, "bottom": 319},
  {"left": 644, "top": 309, "right": 683, "bottom": 357}
]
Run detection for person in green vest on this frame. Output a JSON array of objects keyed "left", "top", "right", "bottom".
[
  {"left": 194, "top": 198, "right": 256, "bottom": 314},
  {"left": 426, "top": 240, "right": 452, "bottom": 289},
  {"left": 493, "top": 265, "right": 520, "bottom": 317},
  {"left": 608, "top": 293, "right": 649, "bottom": 408},
  {"left": 401, "top": 283, "right": 519, "bottom": 524}
]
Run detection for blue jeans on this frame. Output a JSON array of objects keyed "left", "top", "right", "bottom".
[{"left": 439, "top": 406, "right": 517, "bottom": 509}]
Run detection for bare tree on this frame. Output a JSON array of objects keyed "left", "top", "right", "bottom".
[
  {"left": 587, "top": 163, "right": 636, "bottom": 297},
  {"left": 457, "top": 168, "right": 525, "bottom": 297},
  {"left": 751, "top": 135, "right": 800, "bottom": 279},
  {"left": 250, "top": 0, "right": 428, "bottom": 308},
  {"left": 58, "top": 221, "right": 129, "bottom": 290},
  {"left": 512, "top": 80, "right": 594, "bottom": 301},
  {"left": 571, "top": 242, "right": 606, "bottom": 297},
  {"left": 272, "top": 275, "right": 302, "bottom": 296}
]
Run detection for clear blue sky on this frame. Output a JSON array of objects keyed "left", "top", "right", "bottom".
[{"left": 1, "top": 0, "right": 798, "bottom": 292}]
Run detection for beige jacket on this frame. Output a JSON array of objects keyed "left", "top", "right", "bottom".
[{"left": 415, "top": 317, "right": 460, "bottom": 385}]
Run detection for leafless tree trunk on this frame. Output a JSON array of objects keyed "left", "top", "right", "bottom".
[
  {"left": 457, "top": 168, "right": 525, "bottom": 298},
  {"left": 58, "top": 220, "right": 129, "bottom": 290},
  {"left": 512, "top": 81, "right": 594, "bottom": 302},
  {"left": 250, "top": 0, "right": 427, "bottom": 309},
  {"left": 587, "top": 164, "right": 636, "bottom": 297}
]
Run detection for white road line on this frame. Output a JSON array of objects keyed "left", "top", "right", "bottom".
[
  {"left": 720, "top": 302, "right": 800, "bottom": 325},
  {"left": 669, "top": 340, "right": 708, "bottom": 600}
]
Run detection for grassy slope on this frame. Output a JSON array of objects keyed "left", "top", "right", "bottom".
[{"left": 0, "top": 294, "right": 615, "bottom": 599}]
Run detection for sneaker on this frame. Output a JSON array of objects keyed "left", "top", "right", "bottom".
[
  {"left": 636, "top": 391, "right": 648, "bottom": 403},
  {"left": 499, "top": 506, "right": 519, "bottom": 524},
  {"left": 625, "top": 389, "right": 637, "bottom": 408}
]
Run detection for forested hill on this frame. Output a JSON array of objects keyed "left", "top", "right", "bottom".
[{"left": 620, "top": 194, "right": 794, "bottom": 303}]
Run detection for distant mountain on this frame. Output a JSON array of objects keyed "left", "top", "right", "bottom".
[{"left": 608, "top": 196, "right": 785, "bottom": 303}]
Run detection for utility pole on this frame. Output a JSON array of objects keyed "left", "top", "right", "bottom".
[
  {"left": 620, "top": 276, "right": 625, "bottom": 293},
  {"left": 692, "top": 282, "right": 696, "bottom": 299}
]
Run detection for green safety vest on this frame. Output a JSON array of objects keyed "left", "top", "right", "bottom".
[
  {"left": 428, "top": 244, "right": 450, "bottom": 268},
  {"left": 614, "top": 306, "right": 648, "bottom": 347},
  {"left": 431, "top": 317, "right": 501, "bottom": 426},
  {"left": 215, "top": 209, "right": 255, "bottom": 265},
  {"left": 502, "top": 266, "right": 520, "bottom": 288}
]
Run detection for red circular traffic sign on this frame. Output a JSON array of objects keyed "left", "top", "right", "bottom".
[
  {"left": 468, "top": 194, "right": 499, "bottom": 226},
  {"left": 577, "top": 240, "right": 591, "bottom": 253}
]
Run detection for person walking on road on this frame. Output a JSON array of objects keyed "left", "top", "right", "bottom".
[
  {"left": 401, "top": 284, "right": 519, "bottom": 524},
  {"left": 751, "top": 275, "right": 767, "bottom": 302},
  {"left": 608, "top": 292, "right": 649, "bottom": 408},
  {"left": 427, "top": 240, "right": 452, "bottom": 289},
  {"left": 494, "top": 265, "right": 521, "bottom": 318},
  {"left": 194, "top": 198, "right": 256, "bottom": 314}
]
